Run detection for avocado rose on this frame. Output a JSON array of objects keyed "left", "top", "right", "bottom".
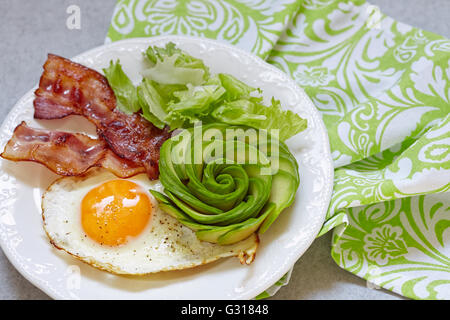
[{"left": 150, "top": 123, "right": 300, "bottom": 245}]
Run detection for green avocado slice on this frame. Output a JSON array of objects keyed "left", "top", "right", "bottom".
[
  {"left": 149, "top": 189, "right": 171, "bottom": 204},
  {"left": 217, "top": 203, "right": 275, "bottom": 245},
  {"left": 259, "top": 170, "right": 299, "bottom": 234},
  {"left": 157, "top": 203, "right": 211, "bottom": 231},
  {"left": 196, "top": 203, "right": 275, "bottom": 244},
  {"left": 163, "top": 176, "right": 270, "bottom": 225},
  {"left": 267, "top": 153, "right": 299, "bottom": 182}
]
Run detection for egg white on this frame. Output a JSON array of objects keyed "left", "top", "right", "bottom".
[{"left": 42, "top": 169, "right": 258, "bottom": 275}]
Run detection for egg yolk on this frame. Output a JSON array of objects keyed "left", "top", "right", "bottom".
[{"left": 81, "top": 180, "right": 152, "bottom": 246}]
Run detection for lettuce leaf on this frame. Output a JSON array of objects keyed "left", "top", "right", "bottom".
[
  {"left": 142, "top": 42, "right": 209, "bottom": 86},
  {"left": 169, "top": 84, "right": 225, "bottom": 113},
  {"left": 103, "top": 60, "right": 140, "bottom": 113},
  {"left": 151, "top": 81, "right": 187, "bottom": 103},
  {"left": 218, "top": 73, "right": 256, "bottom": 100},
  {"left": 137, "top": 79, "right": 167, "bottom": 129},
  {"left": 212, "top": 98, "right": 307, "bottom": 141},
  {"left": 163, "top": 83, "right": 225, "bottom": 128}
]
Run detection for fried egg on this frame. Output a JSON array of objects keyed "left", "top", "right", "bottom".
[{"left": 42, "top": 169, "right": 258, "bottom": 275}]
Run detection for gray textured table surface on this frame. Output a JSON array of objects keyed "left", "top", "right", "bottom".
[{"left": 0, "top": 0, "right": 449, "bottom": 300}]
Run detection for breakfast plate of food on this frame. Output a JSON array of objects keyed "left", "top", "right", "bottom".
[{"left": 0, "top": 36, "right": 333, "bottom": 299}]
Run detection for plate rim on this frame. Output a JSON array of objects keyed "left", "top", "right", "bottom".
[{"left": 0, "top": 35, "right": 334, "bottom": 300}]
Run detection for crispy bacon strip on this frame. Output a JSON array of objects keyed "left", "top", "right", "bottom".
[
  {"left": 34, "top": 54, "right": 171, "bottom": 179},
  {"left": 1, "top": 122, "right": 145, "bottom": 178}
]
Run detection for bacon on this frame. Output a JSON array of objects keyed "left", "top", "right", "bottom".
[
  {"left": 34, "top": 54, "right": 117, "bottom": 121},
  {"left": 1, "top": 122, "right": 146, "bottom": 178},
  {"left": 32, "top": 54, "right": 171, "bottom": 179}
]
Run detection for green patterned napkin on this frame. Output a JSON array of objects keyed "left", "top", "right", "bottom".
[{"left": 106, "top": 0, "right": 450, "bottom": 300}]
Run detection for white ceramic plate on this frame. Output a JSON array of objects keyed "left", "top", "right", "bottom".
[{"left": 0, "top": 36, "right": 333, "bottom": 300}]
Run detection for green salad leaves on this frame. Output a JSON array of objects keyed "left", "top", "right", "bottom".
[
  {"left": 103, "top": 60, "right": 141, "bottom": 114},
  {"left": 103, "top": 42, "right": 307, "bottom": 141}
]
